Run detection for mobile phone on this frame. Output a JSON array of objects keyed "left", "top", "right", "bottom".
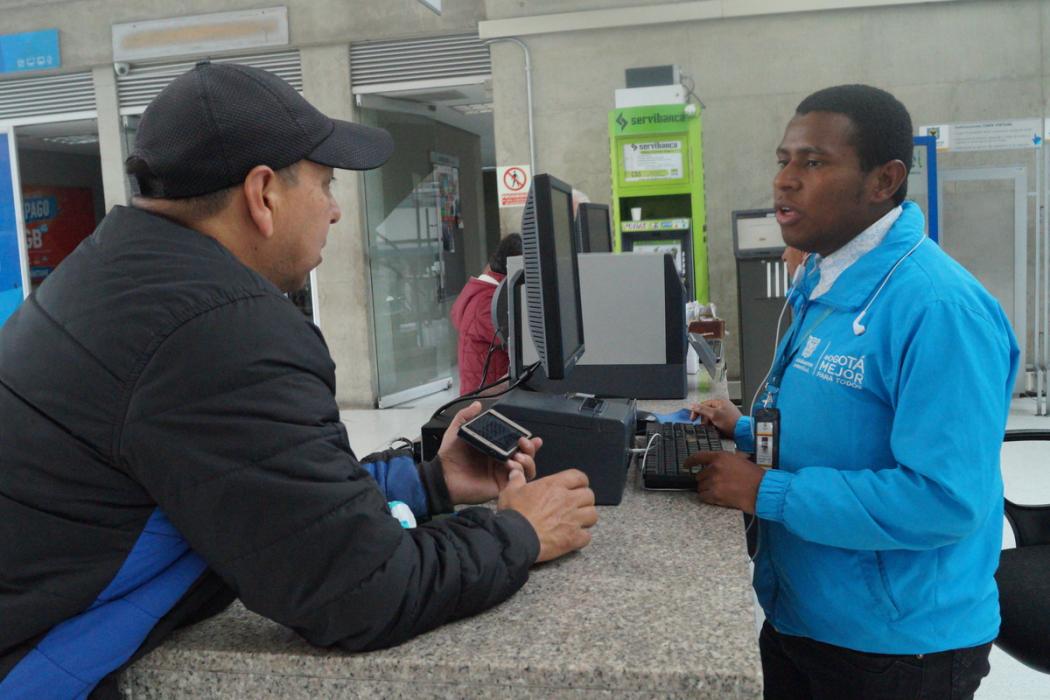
[{"left": 457, "top": 409, "right": 533, "bottom": 461}]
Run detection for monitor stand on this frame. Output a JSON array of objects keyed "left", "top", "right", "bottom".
[{"left": 506, "top": 269, "right": 527, "bottom": 382}]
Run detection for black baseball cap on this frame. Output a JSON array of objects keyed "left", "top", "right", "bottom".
[{"left": 129, "top": 61, "right": 394, "bottom": 198}]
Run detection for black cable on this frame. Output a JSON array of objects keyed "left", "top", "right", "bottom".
[
  {"left": 430, "top": 361, "right": 540, "bottom": 422},
  {"left": 679, "top": 74, "right": 706, "bottom": 110},
  {"left": 478, "top": 334, "right": 499, "bottom": 389}
]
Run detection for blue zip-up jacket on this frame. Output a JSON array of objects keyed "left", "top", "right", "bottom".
[{"left": 736, "top": 202, "right": 1018, "bottom": 653}]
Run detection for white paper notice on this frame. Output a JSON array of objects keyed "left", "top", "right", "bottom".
[
  {"left": 623, "top": 140, "right": 683, "bottom": 182},
  {"left": 948, "top": 119, "right": 1041, "bottom": 152}
]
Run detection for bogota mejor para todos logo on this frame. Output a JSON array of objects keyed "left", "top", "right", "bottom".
[
  {"left": 794, "top": 336, "right": 866, "bottom": 391},
  {"left": 816, "top": 352, "right": 866, "bottom": 390}
]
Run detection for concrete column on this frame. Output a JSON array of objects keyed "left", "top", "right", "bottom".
[
  {"left": 92, "top": 65, "right": 128, "bottom": 212},
  {"left": 299, "top": 44, "right": 378, "bottom": 407}
]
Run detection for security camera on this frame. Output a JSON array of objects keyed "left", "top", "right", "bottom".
[{"left": 114, "top": 62, "right": 130, "bottom": 77}]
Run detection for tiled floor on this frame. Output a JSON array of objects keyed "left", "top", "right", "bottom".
[
  {"left": 339, "top": 386, "right": 459, "bottom": 457},
  {"left": 340, "top": 392, "right": 1050, "bottom": 697}
]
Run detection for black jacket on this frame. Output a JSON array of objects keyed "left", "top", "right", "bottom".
[{"left": 0, "top": 207, "right": 538, "bottom": 696}]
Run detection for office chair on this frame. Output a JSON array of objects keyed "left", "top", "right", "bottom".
[{"left": 994, "top": 429, "right": 1050, "bottom": 674}]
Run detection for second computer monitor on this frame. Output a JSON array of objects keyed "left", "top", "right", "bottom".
[
  {"left": 576, "top": 202, "right": 612, "bottom": 253},
  {"left": 520, "top": 173, "right": 585, "bottom": 380}
]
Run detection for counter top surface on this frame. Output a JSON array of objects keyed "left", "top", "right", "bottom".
[{"left": 121, "top": 394, "right": 761, "bottom": 698}]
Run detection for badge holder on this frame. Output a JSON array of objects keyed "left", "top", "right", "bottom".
[{"left": 753, "top": 407, "right": 780, "bottom": 469}]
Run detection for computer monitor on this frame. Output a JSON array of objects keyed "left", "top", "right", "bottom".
[
  {"left": 520, "top": 173, "right": 585, "bottom": 380},
  {"left": 576, "top": 203, "right": 612, "bottom": 253},
  {"left": 731, "top": 208, "right": 782, "bottom": 259}
]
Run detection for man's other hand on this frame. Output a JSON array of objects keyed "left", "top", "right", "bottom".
[
  {"left": 689, "top": 398, "right": 742, "bottom": 438},
  {"left": 438, "top": 401, "right": 541, "bottom": 505},
  {"left": 498, "top": 469, "right": 597, "bottom": 563},
  {"left": 686, "top": 450, "right": 765, "bottom": 515}
]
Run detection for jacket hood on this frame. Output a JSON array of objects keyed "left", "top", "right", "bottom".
[{"left": 450, "top": 273, "right": 504, "bottom": 329}]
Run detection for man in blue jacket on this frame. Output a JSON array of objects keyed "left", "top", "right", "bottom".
[{"left": 691, "top": 85, "right": 1019, "bottom": 699}]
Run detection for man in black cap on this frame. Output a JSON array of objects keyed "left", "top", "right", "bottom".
[{"left": 0, "top": 62, "right": 596, "bottom": 698}]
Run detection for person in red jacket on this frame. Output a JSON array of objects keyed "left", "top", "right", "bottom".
[{"left": 451, "top": 233, "right": 522, "bottom": 394}]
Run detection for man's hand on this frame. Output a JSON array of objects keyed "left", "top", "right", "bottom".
[
  {"left": 685, "top": 450, "right": 766, "bottom": 515},
  {"left": 438, "top": 401, "right": 541, "bottom": 505},
  {"left": 689, "top": 398, "right": 742, "bottom": 438},
  {"left": 498, "top": 469, "right": 597, "bottom": 563}
]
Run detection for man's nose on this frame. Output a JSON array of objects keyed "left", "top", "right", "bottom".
[
  {"left": 774, "top": 164, "right": 799, "bottom": 191},
  {"left": 330, "top": 201, "right": 341, "bottom": 225}
]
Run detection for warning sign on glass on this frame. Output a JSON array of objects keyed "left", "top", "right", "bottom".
[{"left": 496, "top": 165, "right": 531, "bottom": 208}]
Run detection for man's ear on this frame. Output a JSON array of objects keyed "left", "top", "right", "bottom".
[
  {"left": 870, "top": 159, "right": 908, "bottom": 205},
  {"left": 242, "top": 165, "right": 280, "bottom": 239}
]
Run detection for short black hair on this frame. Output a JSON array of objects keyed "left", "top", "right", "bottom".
[
  {"left": 489, "top": 233, "right": 522, "bottom": 275},
  {"left": 125, "top": 156, "right": 299, "bottom": 220},
  {"left": 796, "top": 84, "right": 913, "bottom": 205}
]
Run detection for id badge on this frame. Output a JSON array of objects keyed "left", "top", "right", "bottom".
[{"left": 753, "top": 407, "right": 780, "bottom": 469}]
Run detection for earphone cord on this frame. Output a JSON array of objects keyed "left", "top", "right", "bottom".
[
  {"left": 743, "top": 257, "right": 809, "bottom": 565},
  {"left": 751, "top": 274, "right": 797, "bottom": 413},
  {"left": 852, "top": 234, "right": 925, "bottom": 333}
]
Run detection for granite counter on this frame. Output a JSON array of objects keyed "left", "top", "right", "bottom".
[{"left": 120, "top": 392, "right": 761, "bottom": 698}]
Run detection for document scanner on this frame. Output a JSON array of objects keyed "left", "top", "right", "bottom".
[{"left": 495, "top": 388, "right": 635, "bottom": 505}]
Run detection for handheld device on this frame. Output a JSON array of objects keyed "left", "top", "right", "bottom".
[{"left": 458, "top": 409, "right": 533, "bottom": 461}]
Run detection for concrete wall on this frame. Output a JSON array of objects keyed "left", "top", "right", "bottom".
[
  {"left": 0, "top": 0, "right": 485, "bottom": 69},
  {"left": 485, "top": 0, "right": 1050, "bottom": 381},
  {"left": 300, "top": 45, "right": 377, "bottom": 407},
  {"left": 4, "top": 0, "right": 1047, "bottom": 395}
]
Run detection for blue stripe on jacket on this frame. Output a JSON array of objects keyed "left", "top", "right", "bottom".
[
  {"left": 0, "top": 509, "right": 206, "bottom": 699},
  {"left": 360, "top": 451, "right": 429, "bottom": 518}
]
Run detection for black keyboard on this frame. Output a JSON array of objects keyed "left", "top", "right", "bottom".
[{"left": 641, "top": 422, "right": 724, "bottom": 490}]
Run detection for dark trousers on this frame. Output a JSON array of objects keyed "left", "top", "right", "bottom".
[{"left": 759, "top": 621, "right": 992, "bottom": 700}]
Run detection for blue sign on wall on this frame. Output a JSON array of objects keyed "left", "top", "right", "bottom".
[
  {"left": 24, "top": 195, "right": 58, "bottom": 223},
  {"left": 0, "top": 29, "right": 60, "bottom": 74},
  {"left": 0, "top": 133, "right": 26, "bottom": 325}
]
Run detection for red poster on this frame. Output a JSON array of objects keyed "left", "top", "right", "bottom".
[{"left": 22, "top": 186, "right": 96, "bottom": 285}]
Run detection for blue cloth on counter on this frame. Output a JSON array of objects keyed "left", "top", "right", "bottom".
[{"left": 651, "top": 408, "right": 701, "bottom": 424}]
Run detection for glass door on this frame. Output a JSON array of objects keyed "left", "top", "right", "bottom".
[
  {"left": 359, "top": 103, "right": 485, "bottom": 407},
  {"left": 0, "top": 126, "right": 28, "bottom": 325},
  {"left": 364, "top": 165, "right": 456, "bottom": 406}
]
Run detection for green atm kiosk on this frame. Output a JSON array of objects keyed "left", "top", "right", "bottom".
[{"left": 608, "top": 103, "right": 708, "bottom": 302}]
